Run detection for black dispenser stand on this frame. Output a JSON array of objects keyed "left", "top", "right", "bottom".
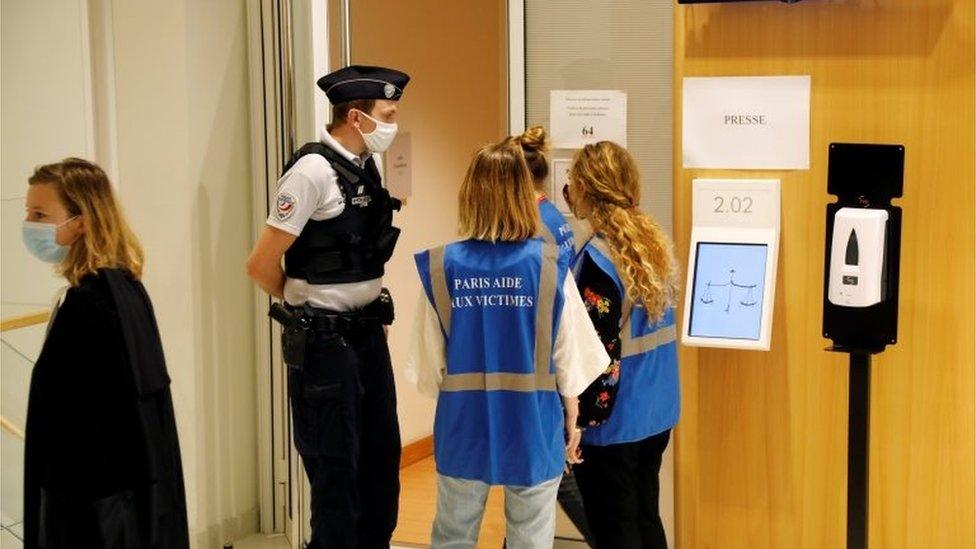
[
  {"left": 846, "top": 351, "right": 871, "bottom": 549},
  {"left": 822, "top": 143, "right": 904, "bottom": 549}
]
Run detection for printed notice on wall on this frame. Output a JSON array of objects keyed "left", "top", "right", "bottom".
[
  {"left": 384, "top": 132, "right": 411, "bottom": 199},
  {"left": 551, "top": 90, "right": 627, "bottom": 149},
  {"left": 550, "top": 159, "right": 572, "bottom": 214},
  {"left": 682, "top": 76, "right": 810, "bottom": 170}
]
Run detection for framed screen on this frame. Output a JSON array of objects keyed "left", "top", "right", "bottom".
[{"left": 689, "top": 242, "right": 769, "bottom": 341}]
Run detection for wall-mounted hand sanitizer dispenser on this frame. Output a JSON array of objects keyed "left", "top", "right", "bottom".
[
  {"left": 828, "top": 208, "right": 888, "bottom": 307},
  {"left": 823, "top": 143, "right": 903, "bottom": 350}
]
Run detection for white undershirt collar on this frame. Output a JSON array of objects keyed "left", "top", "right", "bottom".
[{"left": 320, "top": 126, "right": 372, "bottom": 167}]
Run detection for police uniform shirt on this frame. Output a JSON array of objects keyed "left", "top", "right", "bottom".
[
  {"left": 266, "top": 127, "right": 385, "bottom": 311},
  {"left": 405, "top": 272, "right": 610, "bottom": 399}
]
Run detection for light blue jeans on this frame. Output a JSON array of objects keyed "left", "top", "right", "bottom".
[{"left": 431, "top": 474, "right": 561, "bottom": 549}]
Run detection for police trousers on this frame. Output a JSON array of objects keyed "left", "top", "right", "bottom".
[{"left": 287, "top": 319, "right": 401, "bottom": 549}]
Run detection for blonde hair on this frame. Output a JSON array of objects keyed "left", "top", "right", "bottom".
[
  {"left": 458, "top": 140, "right": 540, "bottom": 242},
  {"left": 506, "top": 125, "right": 549, "bottom": 191},
  {"left": 569, "top": 142, "right": 679, "bottom": 320},
  {"left": 29, "top": 158, "right": 144, "bottom": 286}
]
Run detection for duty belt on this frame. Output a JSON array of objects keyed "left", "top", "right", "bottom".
[{"left": 288, "top": 305, "right": 382, "bottom": 331}]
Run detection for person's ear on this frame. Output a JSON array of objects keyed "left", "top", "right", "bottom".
[
  {"left": 347, "top": 109, "right": 361, "bottom": 129},
  {"left": 76, "top": 215, "right": 86, "bottom": 234},
  {"left": 354, "top": 109, "right": 377, "bottom": 133}
]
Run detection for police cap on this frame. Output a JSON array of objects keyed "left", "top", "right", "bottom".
[{"left": 316, "top": 65, "right": 410, "bottom": 104}]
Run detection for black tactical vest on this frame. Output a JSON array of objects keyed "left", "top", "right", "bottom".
[{"left": 283, "top": 142, "right": 401, "bottom": 284}]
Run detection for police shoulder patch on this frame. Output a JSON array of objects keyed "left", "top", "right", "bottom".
[{"left": 276, "top": 192, "right": 298, "bottom": 221}]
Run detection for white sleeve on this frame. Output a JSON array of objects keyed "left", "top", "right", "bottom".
[
  {"left": 266, "top": 157, "right": 346, "bottom": 234},
  {"left": 266, "top": 168, "right": 323, "bottom": 236},
  {"left": 552, "top": 272, "right": 611, "bottom": 397},
  {"left": 405, "top": 291, "right": 446, "bottom": 399}
]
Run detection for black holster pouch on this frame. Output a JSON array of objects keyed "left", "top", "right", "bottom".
[
  {"left": 371, "top": 226, "right": 401, "bottom": 266},
  {"left": 269, "top": 302, "right": 310, "bottom": 368},
  {"left": 363, "top": 288, "right": 395, "bottom": 326}
]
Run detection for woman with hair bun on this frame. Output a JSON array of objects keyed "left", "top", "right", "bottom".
[
  {"left": 507, "top": 126, "right": 597, "bottom": 548},
  {"left": 509, "top": 126, "right": 576, "bottom": 259}
]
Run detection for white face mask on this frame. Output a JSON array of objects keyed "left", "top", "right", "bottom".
[{"left": 354, "top": 110, "right": 398, "bottom": 153}]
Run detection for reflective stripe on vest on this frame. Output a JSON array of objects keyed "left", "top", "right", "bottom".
[
  {"left": 538, "top": 227, "right": 557, "bottom": 245},
  {"left": 428, "top": 244, "right": 560, "bottom": 393},
  {"left": 584, "top": 237, "right": 677, "bottom": 359}
]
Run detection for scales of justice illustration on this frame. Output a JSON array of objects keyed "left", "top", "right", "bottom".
[
  {"left": 698, "top": 268, "right": 759, "bottom": 312},
  {"left": 681, "top": 178, "right": 780, "bottom": 351}
]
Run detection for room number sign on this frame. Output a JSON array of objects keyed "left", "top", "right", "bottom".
[{"left": 693, "top": 179, "right": 780, "bottom": 229}]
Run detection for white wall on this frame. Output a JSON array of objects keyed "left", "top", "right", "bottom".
[
  {"left": 0, "top": 1, "right": 260, "bottom": 545},
  {"left": 1, "top": 2, "right": 97, "bottom": 536},
  {"left": 108, "top": 1, "right": 259, "bottom": 545},
  {"left": 0, "top": 0, "right": 92, "bottom": 316}
]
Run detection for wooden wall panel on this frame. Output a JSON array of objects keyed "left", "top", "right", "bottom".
[{"left": 672, "top": 1, "right": 975, "bottom": 548}]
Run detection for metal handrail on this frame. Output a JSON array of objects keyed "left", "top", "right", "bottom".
[
  {"left": 0, "top": 310, "right": 49, "bottom": 333},
  {"left": 1, "top": 415, "right": 25, "bottom": 441},
  {"left": 1, "top": 311, "right": 47, "bottom": 440}
]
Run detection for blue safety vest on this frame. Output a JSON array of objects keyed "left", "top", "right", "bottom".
[
  {"left": 574, "top": 236, "right": 680, "bottom": 446},
  {"left": 415, "top": 238, "right": 568, "bottom": 486},
  {"left": 538, "top": 197, "right": 575, "bottom": 260}
]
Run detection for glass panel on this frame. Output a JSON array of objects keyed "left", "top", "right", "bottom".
[
  {"left": 0, "top": 323, "right": 40, "bottom": 546},
  {"left": 523, "top": 2, "right": 675, "bottom": 544},
  {"left": 524, "top": 0, "right": 674, "bottom": 231}
]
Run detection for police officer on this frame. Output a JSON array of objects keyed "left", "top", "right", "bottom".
[{"left": 246, "top": 64, "right": 409, "bottom": 548}]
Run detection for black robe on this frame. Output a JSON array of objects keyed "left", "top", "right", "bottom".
[{"left": 22, "top": 269, "right": 189, "bottom": 548}]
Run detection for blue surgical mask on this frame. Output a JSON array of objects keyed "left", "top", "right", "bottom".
[{"left": 22, "top": 217, "right": 76, "bottom": 263}]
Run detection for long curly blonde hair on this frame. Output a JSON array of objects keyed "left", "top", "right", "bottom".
[{"left": 569, "top": 141, "right": 678, "bottom": 320}]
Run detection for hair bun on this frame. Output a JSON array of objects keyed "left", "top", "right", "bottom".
[{"left": 519, "top": 125, "right": 548, "bottom": 153}]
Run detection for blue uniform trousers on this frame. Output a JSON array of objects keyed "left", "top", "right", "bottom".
[{"left": 287, "top": 319, "right": 401, "bottom": 549}]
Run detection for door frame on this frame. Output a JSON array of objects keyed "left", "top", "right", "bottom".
[
  {"left": 507, "top": 0, "right": 526, "bottom": 135},
  {"left": 246, "top": 0, "right": 332, "bottom": 543},
  {"left": 244, "top": 0, "right": 296, "bottom": 537}
]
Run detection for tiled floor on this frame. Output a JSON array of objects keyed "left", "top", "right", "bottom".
[
  {"left": 232, "top": 534, "right": 291, "bottom": 548},
  {"left": 233, "top": 533, "right": 425, "bottom": 549}
]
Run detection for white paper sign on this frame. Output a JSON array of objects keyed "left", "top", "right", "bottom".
[
  {"left": 551, "top": 90, "right": 627, "bottom": 149},
  {"left": 682, "top": 76, "right": 810, "bottom": 170},
  {"left": 550, "top": 159, "right": 572, "bottom": 214},
  {"left": 384, "top": 132, "right": 411, "bottom": 199}
]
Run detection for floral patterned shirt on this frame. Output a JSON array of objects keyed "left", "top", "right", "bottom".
[{"left": 576, "top": 253, "right": 624, "bottom": 428}]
